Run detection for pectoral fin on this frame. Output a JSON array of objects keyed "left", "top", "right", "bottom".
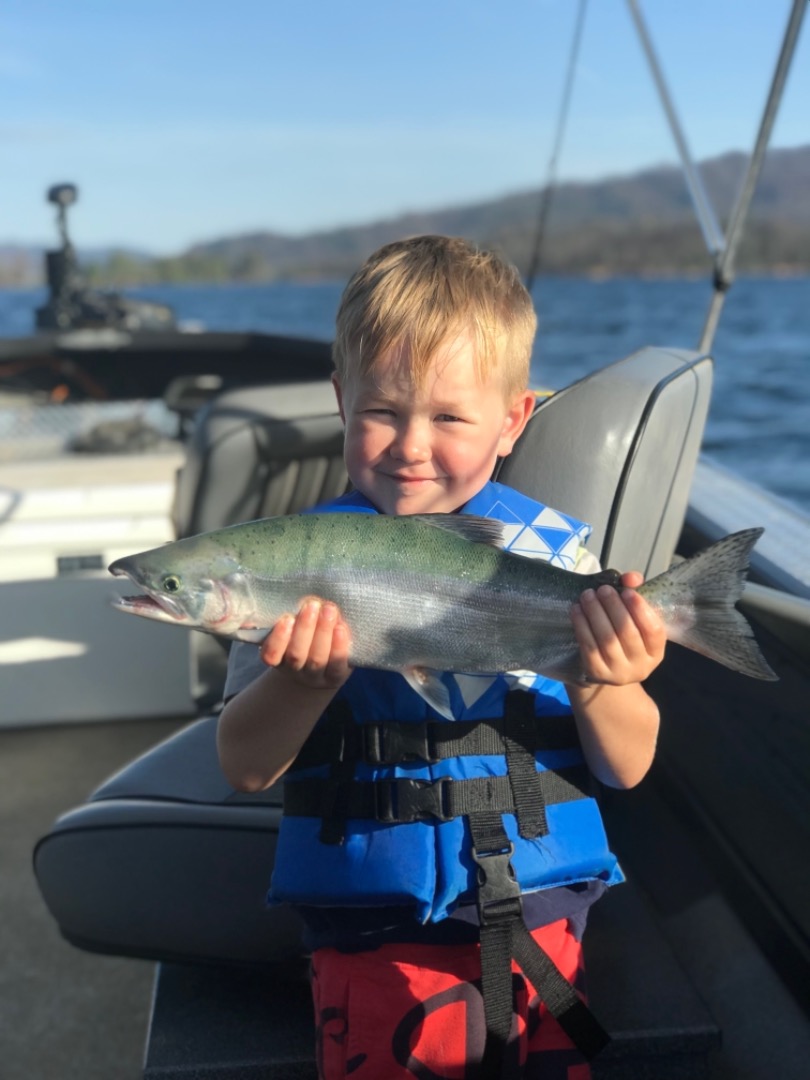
[{"left": 402, "top": 666, "right": 454, "bottom": 720}]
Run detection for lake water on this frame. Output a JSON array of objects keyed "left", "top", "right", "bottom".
[{"left": 1, "top": 276, "right": 808, "bottom": 513}]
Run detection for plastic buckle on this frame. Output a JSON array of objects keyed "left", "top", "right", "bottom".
[
  {"left": 363, "top": 722, "right": 438, "bottom": 765},
  {"left": 375, "top": 778, "right": 451, "bottom": 823},
  {"left": 472, "top": 842, "right": 523, "bottom": 924}
]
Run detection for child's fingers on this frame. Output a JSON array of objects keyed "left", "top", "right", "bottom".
[
  {"left": 301, "top": 602, "right": 341, "bottom": 673},
  {"left": 259, "top": 597, "right": 321, "bottom": 669},
  {"left": 324, "top": 619, "right": 353, "bottom": 683},
  {"left": 582, "top": 586, "right": 644, "bottom": 665},
  {"left": 572, "top": 584, "right": 665, "bottom": 684},
  {"left": 260, "top": 613, "right": 295, "bottom": 667},
  {"left": 617, "top": 574, "right": 666, "bottom": 652},
  {"left": 620, "top": 588, "right": 667, "bottom": 655},
  {"left": 282, "top": 598, "right": 327, "bottom": 671},
  {"left": 570, "top": 597, "right": 605, "bottom": 678},
  {"left": 260, "top": 597, "right": 352, "bottom": 688}
]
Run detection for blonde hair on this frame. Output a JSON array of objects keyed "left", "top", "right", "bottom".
[{"left": 333, "top": 235, "right": 537, "bottom": 398}]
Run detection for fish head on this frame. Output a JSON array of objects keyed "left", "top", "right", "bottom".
[{"left": 108, "top": 535, "right": 259, "bottom": 637}]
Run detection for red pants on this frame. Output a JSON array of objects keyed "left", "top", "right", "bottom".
[{"left": 310, "top": 918, "right": 591, "bottom": 1079}]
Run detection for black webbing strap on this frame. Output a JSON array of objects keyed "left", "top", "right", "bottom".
[
  {"left": 469, "top": 813, "right": 610, "bottom": 1075},
  {"left": 315, "top": 699, "right": 356, "bottom": 845},
  {"left": 283, "top": 765, "right": 591, "bottom": 827},
  {"left": 470, "top": 810, "right": 525, "bottom": 1077},
  {"left": 502, "top": 690, "right": 549, "bottom": 839},
  {"left": 510, "top": 921, "right": 610, "bottom": 1060},
  {"left": 291, "top": 708, "right": 578, "bottom": 770}
]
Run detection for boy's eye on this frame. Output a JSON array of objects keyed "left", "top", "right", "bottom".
[{"left": 437, "top": 414, "right": 463, "bottom": 423}]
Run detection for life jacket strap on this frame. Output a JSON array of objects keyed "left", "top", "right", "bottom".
[
  {"left": 314, "top": 699, "right": 357, "bottom": 845},
  {"left": 291, "top": 690, "right": 580, "bottom": 845},
  {"left": 469, "top": 811, "right": 611, "bottom": 1074},
  {"left": 283, "top": 765, "right": 591, "bottom": 829},
  {"left": 502, "top": 690, "right": 550, "bottom": 839},
  {"left": 291, "top": 693, "right": 578, "bottom": 770}
]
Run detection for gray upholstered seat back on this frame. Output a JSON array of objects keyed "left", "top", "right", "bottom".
[
  {"left": 496, "top": 346, "right": 713, "bottom": 578},
  {"left": 172, "top": 380, "right": 347, "bottom": 538}
]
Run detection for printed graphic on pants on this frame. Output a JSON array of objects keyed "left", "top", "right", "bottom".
[{"left": 311, "top": 920, "right": 591, "bottom": 1079}]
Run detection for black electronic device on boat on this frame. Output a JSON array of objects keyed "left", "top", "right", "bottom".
[{"left": 34, "top": 182, "right": 176, "bottom": 334}]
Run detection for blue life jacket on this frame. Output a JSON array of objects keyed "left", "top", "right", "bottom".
[{"left": 269, "top": 481, "right": 624, "bottom": 924}]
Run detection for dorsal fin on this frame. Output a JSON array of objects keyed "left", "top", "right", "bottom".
[{"left": 413, "top": 513, "right": 505, "bottom": 548}]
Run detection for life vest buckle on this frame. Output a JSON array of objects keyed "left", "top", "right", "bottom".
[
  {"left": 472, "top": 840, "right": 523, "bottom": 924},
  {"left": 374, "top": 777, "right": 451, "bottom": 823},
  {"left": 362, "top": 721, "right": 438, "bottom": 765}
]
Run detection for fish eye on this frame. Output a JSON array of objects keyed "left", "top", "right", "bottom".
[{"left": 162, "top": 575, "right": 181, "bottom": 594}]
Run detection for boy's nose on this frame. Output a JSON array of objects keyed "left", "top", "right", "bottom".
[{"left": 390, "top": 420, "right": 430, "bottom": 462}]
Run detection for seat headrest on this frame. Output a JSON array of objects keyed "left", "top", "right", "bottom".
[{"left": 496, "top": 346, "right": 713, "bottom": 577}]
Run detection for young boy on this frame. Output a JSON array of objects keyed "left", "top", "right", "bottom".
[{"left": 217, "top": 235, "right": 665, "bottom": 1079}]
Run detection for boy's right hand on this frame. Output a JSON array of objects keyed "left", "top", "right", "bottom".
[{"left": 259, "top": 597, "right": 353, "bottom": 691}]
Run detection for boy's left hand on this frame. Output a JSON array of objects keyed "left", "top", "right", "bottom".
[{"left": 571, "top": 572, "right": 667, "bottom": 686}]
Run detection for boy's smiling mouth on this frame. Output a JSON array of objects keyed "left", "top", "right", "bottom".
[{"left": 385, "top": 473, "right": 442, "bottom": 484}]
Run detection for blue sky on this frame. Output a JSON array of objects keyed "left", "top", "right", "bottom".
[{"left": 3, "top": 0, "right": 808, "bottom": 254}]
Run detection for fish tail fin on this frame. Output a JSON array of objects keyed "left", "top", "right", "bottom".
[{"left": 645, "top": 528, "right": 778, "bottom": 681}]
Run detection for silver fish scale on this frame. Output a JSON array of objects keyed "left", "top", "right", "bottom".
[{"left": 247, "top": 561, "right": 585, "bottom": 680}]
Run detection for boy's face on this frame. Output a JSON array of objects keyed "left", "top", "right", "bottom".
[{"left": 333, "top": 333, "right": 535, "bottom": 515}]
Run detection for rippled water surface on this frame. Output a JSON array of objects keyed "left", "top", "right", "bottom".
[{"left": 2, "top": 276, "right": 807, "bottom": 511}]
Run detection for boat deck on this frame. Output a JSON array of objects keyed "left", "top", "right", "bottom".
[
  {"left": 4, "top": 713, "right": 810, "bottom": 1079},
  {"left": 1, "top": 718, "right": 183, "bottom": 1080}
]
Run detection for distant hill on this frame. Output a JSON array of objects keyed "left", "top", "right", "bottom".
[
  {"left": 0, "top": 246, "right": 42, "bottom": 286},
  {"left": 0, "top": 244, "right": 159, "bottom": 287},
  {"left": 182, "top": 146, "right": 810, "bottom": 280},
  {"left": 4, "top": 145, "right": 809, "bottom": 286}
]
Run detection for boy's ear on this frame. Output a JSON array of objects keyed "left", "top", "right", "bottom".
[
  {"left": 331, "top": 372, "right": 347, "bottom": 424},
  {"left": 497, "top": 390, "right": 536, "bottom": 457}
]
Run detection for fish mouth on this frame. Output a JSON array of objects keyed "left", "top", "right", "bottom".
[
  {"left": 110, "top": 589, "right": 188, "bottom": 622},
  {"left": 109, "top": 562, "right": 188, "bottom": 622},
  {"left": 113, "top": 592, "right": 185, "bottom": 618}
]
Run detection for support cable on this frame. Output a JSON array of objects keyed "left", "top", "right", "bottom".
[{"left": 525, "top": 0, "right": 588, "bottom": 293}]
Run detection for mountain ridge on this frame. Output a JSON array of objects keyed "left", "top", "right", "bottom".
[
  {"left": 3, "top": 145, "right": 808, "bottom": 285},
  {"left": 180, "top": 146, "right": 810, "bottom": 278}
]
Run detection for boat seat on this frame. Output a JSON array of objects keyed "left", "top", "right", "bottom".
[
  {"left": 34, "top": 715, "right": 302, "bottom": 965},
  {"left": 34, "top": 345, "right": 718, "bottom": 1074},
  {"left": 171, "top": 378, "right": 348, "bottom": 539},
  {"left": 170, "top": 379, "right": 349, "bottom": 707},
  {"left": 496, "top": 345, "right": 713, "bottom": 579}
]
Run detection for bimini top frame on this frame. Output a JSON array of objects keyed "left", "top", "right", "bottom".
[{"left": 626, "top": 0, "right": 808, "bottom": 354}]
